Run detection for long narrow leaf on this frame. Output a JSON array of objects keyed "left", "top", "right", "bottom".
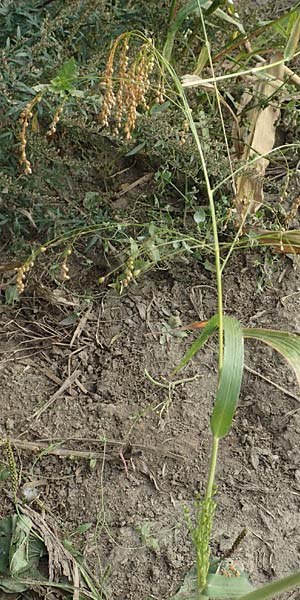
[
  {"left": 243, "top": 328, "right": 300, "bottom": 385},
  {"left": 284, "top": 11, "right": 300, "bottom": 60},
  {"left": 214, "top": 8, "right": 245, "bottom": 33},
  {"left": 163, "top": 0, "right": 210, "bottom": 61},
  {"left": 238, "top": 572, "right": 300, "bottom": 600},
  {"left": 211, "top": 317, "right": 244, "bottom": 438},
  {"left": 174, "top": 315, "right": 219, "bottom": 373},
  {"left": 162, "top": 0, "right": 244, "bottom": 63}
]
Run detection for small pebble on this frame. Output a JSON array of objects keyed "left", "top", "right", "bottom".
[{"left": 6, "top": 418, "right": 14, "bottom": 431}]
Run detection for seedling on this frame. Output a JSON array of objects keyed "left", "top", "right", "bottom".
[{"left": 136, "top": 522, "right": 160, "bottom": 553}]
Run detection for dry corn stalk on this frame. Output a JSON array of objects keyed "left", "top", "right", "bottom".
[{"left": 233, "top": 54, "right": 284, "bottom": 226}]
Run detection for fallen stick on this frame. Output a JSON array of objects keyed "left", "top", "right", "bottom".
[
  {"left": 1, "top": 438, "right": 184, "bottom": 461},
  {"left": 29, "top": 369, "right": 80, "bottom": 420}
]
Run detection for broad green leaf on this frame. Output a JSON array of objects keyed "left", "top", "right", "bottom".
[
  {"left": 171, "top": 563, "right": 253, "bottom": 599},
  {"left": 146, "top": 241, "right": 160, "bottom": 263},
  {"left": 59, "top": 313, "right": 79, "bottom": 326},
  {"left": 150, "top": 101, "right": 170, "bottom": 115},
  {"left": 0, "top": 576, "right": 28, "bottom": 593},
  {"left": 5, "top": 285, "right": 19, "bottom": 305},
  {"left": 129, "top": 237, "right": 139, "bottom": 256},
  {"left": 204, "top": 259, "right": 216, "bottom": 272},
  {"left": 0, "top": 517, "right": 12, "bottom": 575},
  {"left": 0, "top": 464, "right": 10, "bottom": 481},
  {"left": 69, "top": 89, "right": 84, "bottom": 97},
  {"left": 9, "top": 515, "right": 32, "bottom": 576},
  {"left": 211, "top": 317, "right": 244, "bottom": 439},
  {"left": 204, "top": 571, "right": 253, "bottom": 597},
  {"left": 243, "top": 328, "right": 300, "bottom": 385},
  {"left": 33, "top": 83, "right": 49, "bottom": 92},
  {"left": 71, "top": 523, "right": 92, "bottom": 536},
  {"left": 0, "top": 514, "right": 46, "bottom": 594},
  {"left": 238, "top": 571, "right": 300, "bottom": 600},
  {"left": 50, "top": 57, "right": 78, "bottom": 93},
  {"left": 174, "top": 315, "right": 219, "bottom": 373},
  {"left": 284, "top": 12, "right": 300, "bottom": 60},
  {"left": 27, "top": 535, "right": 46, "bottom": 566}
]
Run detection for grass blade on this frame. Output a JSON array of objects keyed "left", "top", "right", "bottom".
[
  {"left": 194, "top": 44, "right": 210, "bottom": 75},
  {"left": 174, "top": 315, "right": 218, "bottom": 374},
  {"left": 214, "top": 7, "right": 245, "bottom": 34},
  {"left": 163, "top": 0, "right": 209, "bottom": 62},
  {"left": 238, "top": 571, "right": 300, "bottom": 600},
  {"left": 210, "top": 317, "right": 244, "bottom": 439},
  {"left": 162, "top": 0, "right": 242, "bottom": 62},
  {"left": 243, "top": 328, "right": 300, "bottom": 385},
  {"left": 284, "top": 10, "right": 300, "bottom": 60}
]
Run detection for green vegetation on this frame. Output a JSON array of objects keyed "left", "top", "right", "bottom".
[{"left": 1, "top": 0, "right": 300, "bottom": 599}]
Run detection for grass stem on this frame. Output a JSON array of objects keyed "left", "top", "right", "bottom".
[{"left": 205, "top": 436, "right": 219, "bottom": 501}]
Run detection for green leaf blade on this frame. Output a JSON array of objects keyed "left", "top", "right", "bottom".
[
  {"left": 243, "top": 328, "right": 300, "bottom": 385},
  {"left": 163, "top": 0, "right": 211, "bottom": 62},
  {"left": 9, "top": 515, "right": 33, "bottom": 577},
  {"left": 204, "top": 570, "right": 253, "bottom": 597},
  {"left": 50, "top": 57, "right": 78, "bottom": 93},
  {"left": 284, "top": 11, "right": 300, "bottom": 60},
  {"left": 171, "top": 563, "right": 253, "bottom": 599},
  {"left": 214, "top": 7, "right": 245, "bottom": 34},
  {"left": 210, "top": 317, "right": 244, "bottom": 439},
  {"left": 174, "top": 314, "right": 219, "bottom": 374},
  {"left": 238, "top": 571, "right": 300, "bottom": 600}
]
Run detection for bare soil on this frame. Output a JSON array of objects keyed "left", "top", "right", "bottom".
[{"left": 0, "top": 245, "right": 300, "bottom": 600}]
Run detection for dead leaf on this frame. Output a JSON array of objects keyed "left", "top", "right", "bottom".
[
  {"left": 18, "top": 208, "right": 38, "bottom": 229},
  {"left": 19, "top": 504, "right": 80, "bottom": 600},
  {"left": 132, "top": 452, "right": 161, "bottom": 491},
  {"left": 116, "top": 172, "right": 153, "bottom": 197},
  {"left": 70, "top": 304, "right": 93, "bottom": 348},
  {"left": 234, "top": 55, "right": 284, "bottom": 226},
  {"left": 33, "top": 284, "right": 80, "bottom": 307},
  {"left": 181, "top": 74, "right": 215, "bottom": 90},
  {"left": 253, "top": 228, "right": 300, "bottom": 254}
]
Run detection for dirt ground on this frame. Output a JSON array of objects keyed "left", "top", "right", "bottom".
[
  {"left": 1, "top": 1, "right": 300, "bottom": 598},
  {"left": 1, "top": 243, "right": 300, "bottom": 599}
]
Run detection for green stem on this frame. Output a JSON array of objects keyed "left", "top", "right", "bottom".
[
  {"left": 171, "top": 79, "right": 224, "bottom": 370},
  {"left": 154, "top": 34, "right": 224, "bottom": 600},
  {"left": 205, "top": 436, "right": 219, "bottom": 500},
  {"left": 168, "top": 0, "right": 178, "bottom": 24}
]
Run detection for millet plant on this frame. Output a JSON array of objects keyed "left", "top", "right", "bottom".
[{"left": 98, "top": 4, "right": 300, "bottom": 600}]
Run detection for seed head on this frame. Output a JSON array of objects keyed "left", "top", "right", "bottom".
[
  {"left": 15, "top": 262, "right": 31, "bottom": 294},
  {"left": 47, "top": 102, "right": 65, "bottom": 137},
  {"left": 19, "top": 93, "right": 43, "bottom": 175},
  {"left": 100, "top": 36, "right": 157, "bottom": 140}
]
